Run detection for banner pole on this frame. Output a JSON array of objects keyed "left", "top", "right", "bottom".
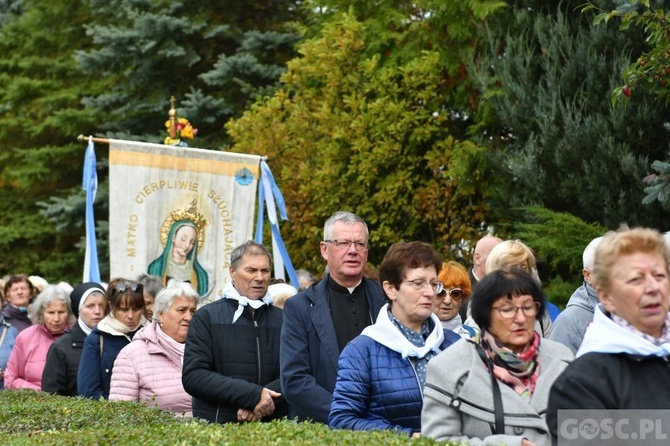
[{"left": 77, "top": 134, "right": 109, "bottom": 144}]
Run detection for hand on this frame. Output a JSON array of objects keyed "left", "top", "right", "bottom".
[
  {"left": 411, "top": 432, "right": 421, "bottom": 439},
  {"left": 237, "top": 408, "right": 260, "bottom": 422},
  {"left": 252, "top": 388, "right": 281, "bottom": 419},
  {"left": 521, "top": 439, "right": 536, "bottom": 446}
]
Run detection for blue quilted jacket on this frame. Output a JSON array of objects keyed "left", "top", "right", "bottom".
[
  {"left": 329, "top": 308, "right": 460, "bottom": 435},
  {"left": 0, "top": 317, "right": 18, "bottom": 389}
]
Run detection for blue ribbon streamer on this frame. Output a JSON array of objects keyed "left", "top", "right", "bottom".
[
  {"left": 254, "top": 161, "right": 298, "bottom": 286},
  {"left": 260, "top": 160, "right": 288, "bottom": 220},
  {"left": 83, "top": 137, "right": 101, "bottom": 283}
]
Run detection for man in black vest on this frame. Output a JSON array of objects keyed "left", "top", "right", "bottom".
[{"left": 280, "top": 211, "right": 386, "bottom": 423}]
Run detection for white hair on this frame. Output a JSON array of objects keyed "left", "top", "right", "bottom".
[
  {"left": 582, "top": 236, "right": 603, "bottom": 271},
  {"left": 152, "top": 279, "right": 199, "bottom": 322}
]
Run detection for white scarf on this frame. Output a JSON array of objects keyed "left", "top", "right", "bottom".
[
  {"left": 578, "top": 305, "right": 670, "bottom": 358},
  {"left": 78, "top": 317, "right": 93, "bottom": 336},
  {"left": 222, "top": 281, "right": 273, "bottom": 323},
  {"left": 362, "top": 303, "right": 445, "bottom": 359},
  {"left": 440, "top": 314, "right": 473, "bottom": 338},
  {"left": 97, "top": 313, "right": 147, "bottom": 339}
]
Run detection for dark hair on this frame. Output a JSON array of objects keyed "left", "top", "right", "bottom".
[
  {"left": 4, "top": 274, "right": 34, "bottom": 299},
  {"left": 470, "top": 268, "right": 546, "bottom": 330},
  {"left": 379, "top": 241, "right": 442, "bottom": 303},
  {"left": 106, "top": 277, "right": 145, "bottom": 313},
  {"left": 230, "top": 241, "right": 272, "bottom": 271},
  {"left": 136, "top": 273, "right": 164, "bottom": 298}
]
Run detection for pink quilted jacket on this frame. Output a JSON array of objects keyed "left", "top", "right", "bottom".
[
  {"left": 5, "top": 324, "right": 66, "bottom": 389},
  {"left": 109, "top": 322, "right": 192, "bottom": 417}
]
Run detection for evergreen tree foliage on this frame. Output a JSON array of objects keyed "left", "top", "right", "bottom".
[
  {"left": 227, "top": 13, "right": 496, "bottom": 272},
  {"left": 509, "top": 206, "right": 607, "bottom": 306},
  {"left": 75, "top": 0, "right": 304, "bottom": 147},
  {"left": 473, "top": 3, "right": 670, "bottom": 231},
  {"left": 0, "top": 0, "right": 104, "bottom": 282}
]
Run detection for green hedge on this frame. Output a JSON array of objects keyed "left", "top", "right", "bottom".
[{"left": 1, "top": 390, "right": 449, "bottom": 445}]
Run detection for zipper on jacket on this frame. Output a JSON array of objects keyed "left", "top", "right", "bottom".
[
  {"left": 254, "top": 318, "right": 261, "bottom": 385},
  {"left": 408, "top": 359, "right": 423, "bottom": 401}
]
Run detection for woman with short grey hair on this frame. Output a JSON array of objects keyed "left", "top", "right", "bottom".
[
  {"left": 5, "top": 285, "right": 72, "bottom": 389},
  {"left": 152, "top": 279, "right": 199, "bottom": 322},
  {"left": 110, "top": 280, "right": 199, "bottom": 416}
]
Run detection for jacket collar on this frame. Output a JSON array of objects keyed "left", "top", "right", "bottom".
[{"left": 362, "top": 304, "right": 444, "bottom": 358}]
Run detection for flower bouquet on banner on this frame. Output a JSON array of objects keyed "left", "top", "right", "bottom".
[{"left": 164, "top": 97, "right": 198, "bottom": 147}]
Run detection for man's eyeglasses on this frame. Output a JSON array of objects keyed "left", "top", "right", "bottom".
[
  {"left": 112, "top": 281, "right": 143, "bottom": 295},
  {"left": 324, "top": 239, "right": 369, "bottom": 252},
  {"left": 492, "top": 302, "right": 540, "bottom": 319},
  {"left": 404, "top": 279, "right": 444, "bottom": 294},
  {"left": 437, "top": 288, "right": 465, "bottom": 301}
]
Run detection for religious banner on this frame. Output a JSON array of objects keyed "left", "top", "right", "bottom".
[{"left": 108, "top": 139, "right": 260, "bottom": 302}]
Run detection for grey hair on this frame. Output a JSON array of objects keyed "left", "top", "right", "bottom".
[
  {"left": 136, "top": 273, "right": 164, "bottom": 298},
  {"left": 582, "top": 236, "right": 603, "bottom": 271},
  {"left": 30, "top": 285, "right": 71, "bottom": 324},
  {"left": 323, "top": 211, "right": 368, "bottom": 241},
  {"left": 230, "top": 241, "right": 272, "bottom": 271},
  {"left": 152, "top": 279, "right": 199, "bottom": 322},
  {"left": 294, "top": 269, "right": 317, "bottom": 286}
]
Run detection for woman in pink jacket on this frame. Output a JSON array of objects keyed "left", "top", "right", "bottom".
[
  {"left": 109, "top": 279, "right": 198, "bottom": 416},
  {"left": 5, "top": 286, "right": 71, "bottom": 389}
]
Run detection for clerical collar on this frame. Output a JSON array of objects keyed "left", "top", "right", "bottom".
[{"left": 327, "top": 275, "right": 363, "bottom": 294}]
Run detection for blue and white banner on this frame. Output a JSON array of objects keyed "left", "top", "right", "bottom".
[{"left": 108, "top": 139, "right": 260, "bottom": 302}]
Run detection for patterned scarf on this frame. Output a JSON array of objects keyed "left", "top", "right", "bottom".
[
  {"left": 611, "top": 312, "right": 670, "bottom": 346},
  {"left": 479, "top": 330, "right": 541, "bottom": 401}
]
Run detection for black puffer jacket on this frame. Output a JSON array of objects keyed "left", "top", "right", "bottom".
[
  {"left": 182, "top": 298, "right": 287, "bottom": 423},
  {"left": 41, "top": 323, "right": 87, "bottom": 396}
]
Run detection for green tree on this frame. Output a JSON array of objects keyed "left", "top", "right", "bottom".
[
  {"left": 473, "top": 2, "right": 670, "bottom": 231},
  {"left": 227, "top": 13, "right": 497, "bottom": 272},
  {"left": 582, "top": 1, "right": 670, "bottom": 210},
  {"left": 0, "top": 0, "right": 104, "bottom": 281},
  {"left": 509, "top": 207, "right": 607, "bottom": 306},
  {"left": 75, "top": 0, "right": 304, "bottom": 147},
  {"left": 24, "top": 0, "right": 304, "bottom": 281}
]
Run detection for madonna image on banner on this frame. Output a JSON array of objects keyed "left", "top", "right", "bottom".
[
  {"left": 148, "top": 199, "right": 209, "bottom": 296},
  {"left": 108, "top": 139, "right": 260, "bottom": 303}
]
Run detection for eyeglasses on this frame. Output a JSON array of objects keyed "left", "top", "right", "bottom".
[
  {"left": 437, "top": 288, "right": 465, "bottom": 301},
  {"left": 404, "top": 279, "right": 444, "bottom": 294},
  {"left": 324, "top": 239, "right": 369, "bottom": 252},
  {"left": 112, "top": 281, "right": 143, "bottom": 295},
  {"left": 491, "top": 302, "right": 540, "bottom": 319}
]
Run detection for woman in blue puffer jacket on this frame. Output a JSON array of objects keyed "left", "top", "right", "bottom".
[
  {"left": 0, "top": 313, "right": 18, "bottom": 389},
  {"left": 329, "top": 241, "right": 461, "bottom": 437}
]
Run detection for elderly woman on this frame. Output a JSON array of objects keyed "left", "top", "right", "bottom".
[
  {"left": 1, "top": 274, "right": 35, "bottom": 333},
  {"left": 435, "top": 261, "right": 476, "bottom": 338},
  {"left": 422, "top": 268, "right": 573, "bottom": 445},
  {"left": 480, "top": 240, "right": 554, "bottom": 337},
  {"left": 5, "top": 286, "right": 72, "bottom": 389},
  {"left": 41, "top": 282, "right": 107, "bottom": 396},
  {"left": 109, "top": 280, "right": 198, "bottom": 416},
  {"left": 77, "top": 278, "right": 147, "bottom": 399},
  {"left": 547, "top": 227, "right": 670, "bottom": 440},
  {"left": 329, "top": 241, "right": 461, "bottom": 437}
]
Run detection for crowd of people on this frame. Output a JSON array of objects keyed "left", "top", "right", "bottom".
[{"left": 1, "top": 210, "right": 669, "bottom": 445}]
